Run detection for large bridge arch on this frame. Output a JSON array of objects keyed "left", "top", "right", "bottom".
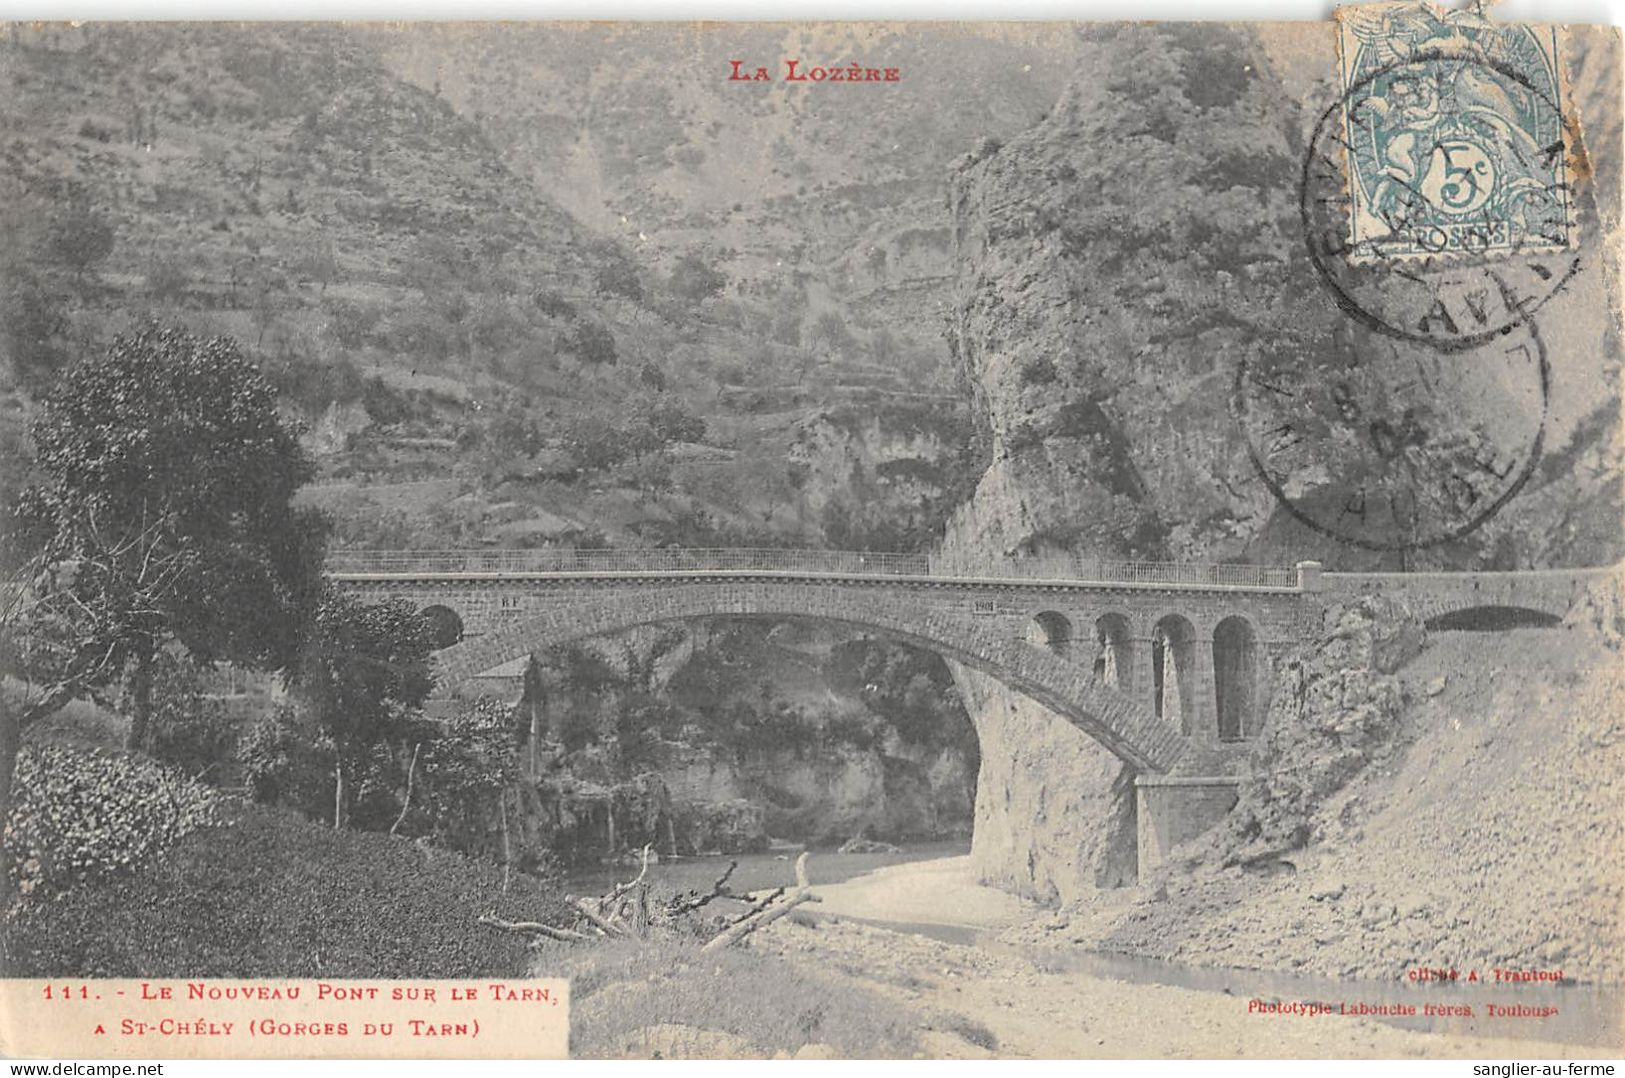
[{"left": 430, "top": 579, "right": 1186, "bottom": 774}]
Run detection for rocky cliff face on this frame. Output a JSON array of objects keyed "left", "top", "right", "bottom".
[
  {"left": 940, "top": 23, "right": 1623, "bottom": 902},
  {"left": 511, "top": 618, "right": 977, "bottom": 862}
]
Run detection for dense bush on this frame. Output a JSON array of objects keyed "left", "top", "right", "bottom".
[
  {"left": 411, "top": 697, "right": 523, "bottom": 857},
  {"left": 7, "top": 745, "right": 216, "bottom": 895},
  {"left": 1, "top": 800, "right": 570, "bottom": 978},
  {"left": 667, "top": 252, "right": 726, "bottom": 304},
  {"left": 268, "top": 351, "right": 366, "bottom": 414},
  {"left": 569, "top": 321, "right": 618, "bottom": 366},
  {"left": 641, "top": 398, "right": 706, "bottom": 444},
  {"left": 143, "top": 655, "right": 237, "bottom": 782},
  {"left": 1018, "top": 354, "right": 1059, "bottom": 387},
  {"left": 237, "top": 706, "right": 337, "bottom": 819}
]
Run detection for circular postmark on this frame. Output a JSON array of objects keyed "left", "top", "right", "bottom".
[
  {"left": 1300, "top": 46, "right": 1583, "bottom": 352},
  {"left": 1233, "top": 316, "right": 1550, "bottom": 553}
]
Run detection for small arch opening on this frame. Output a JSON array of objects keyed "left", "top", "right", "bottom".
[
  {"left": 1094, "top": 613, "right": 1133, "bottom": 689},
  {"left": 1028, "top": 611, "right": 1074, "bottom": 656},
  {"left": 1213, "top": 615, "right": 1259, "bottom": 742},
  {"left": 1153, "top": 614, "right": 1197, "bottom": 735},
  {"left": 1425, "top": 606, "right": 1562, "bottom": 632},
  {"left": 420, "top": 604, "right": 465, "bottom": 650}
]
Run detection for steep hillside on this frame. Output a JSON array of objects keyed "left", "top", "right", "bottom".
[
  {"left": 0, "top": 22, "right": 980, "bottom": 555},
  {"left": 369, "top": 23, "right": 1089, "bottom": 415}
]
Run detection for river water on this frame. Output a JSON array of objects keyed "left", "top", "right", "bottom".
[{"left": 562, "top": 839, "right": 972, "bottom": 900}]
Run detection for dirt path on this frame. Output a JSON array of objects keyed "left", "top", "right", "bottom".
[{"left": 757, "top": 858, "right": 1604, "bottom": 1059}]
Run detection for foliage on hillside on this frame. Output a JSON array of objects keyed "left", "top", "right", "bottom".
[{"left": 0, "top": 23, "right": 986, "bottom": 558}]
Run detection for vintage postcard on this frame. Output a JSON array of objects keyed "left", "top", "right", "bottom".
[{"left": 0, "top": 3, "right": 1620, "bottom": 1063}]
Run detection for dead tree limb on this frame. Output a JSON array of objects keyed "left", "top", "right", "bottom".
[
  {"left": 574, "top": 898, "right": 629, "bottom": 938},
  {"left": 477, "top": 914, "right": 592, "bottom": 943},
  {"left": 701, "top": 852, "right": 819, "bottom": 953},
  {"left": 702, "top": 892, "right": 820, "bottom": 953},
  {"left": 729, "top": 885, "right": 785, "bottom": 925},
  {"left": 600, "top": 843, "right": 654, "bottom": 912},
  {"left": 666, "top": 859, "right": 739, "bottom": 917},
  {"left": 388, "top": 742, "right": 422, "bottom": 838}
]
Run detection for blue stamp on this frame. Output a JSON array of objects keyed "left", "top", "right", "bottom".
[{"left": 1336, "top": 2, "right": 1573, "bottom": 261}]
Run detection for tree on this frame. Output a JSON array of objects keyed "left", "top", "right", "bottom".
[
  {"left": 5, "top": 322, "right": 327, "bottom": 791},
  {"left": 45, "top": 203, "right": 116, "bottom": 283},
  {"left": 569, "top": 321, "right": 617, "bottom": 367},
  {"left": 640, "top": 399, "right": 706, "bottom": 445},
  {"left": 667, "top": 253, "right": 726, "bottom": 305},
  {"left": 412, "top": 696, "right": 522, "bottom": 859},
  {"left": 288, "top": 591, "right": 435, "bottom": 828},
  {"left": 0, "top": 275, "right": 69, "bottom": 391}
]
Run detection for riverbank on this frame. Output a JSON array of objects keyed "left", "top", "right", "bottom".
[
  {"left": 748, "top": 856, "right": 1615, "bottom": 1058},
  {"left": 754, "top": 915, "right": 1601, "bottom": 1058},
  {"left": 548, "top": 851, "right": 1612, "bottom": 1058},
  {"left": 1014, "top": 625, "right": 1625, "bottom": 987}
]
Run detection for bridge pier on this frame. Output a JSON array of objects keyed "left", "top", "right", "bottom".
[
  {"left": 1189, "top": 637, "right": 1218, "bottom": 742},
  {"left": 1130, "top": 635, "right": 1156, "bottom": 711},
  {"left": 1134, "top": 775, "right": 1241, "bottom": 879}
]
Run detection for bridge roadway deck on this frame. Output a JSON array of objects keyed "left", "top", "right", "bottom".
[{"left": 327, "top": 567, "right": 1304, "bottom": 594}]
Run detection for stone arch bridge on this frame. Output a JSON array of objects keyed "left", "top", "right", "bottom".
[{"left": 328, "top": 548, "right": 1606, "bottom": 872}]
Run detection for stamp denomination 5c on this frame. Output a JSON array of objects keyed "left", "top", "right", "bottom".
[{"left": 1337, "top": 1, "right": 1573, "bottom": 262}]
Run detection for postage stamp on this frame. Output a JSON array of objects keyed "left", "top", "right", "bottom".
[{"left": 1336, "top": 1, "right": 1573, "bottom": 262}]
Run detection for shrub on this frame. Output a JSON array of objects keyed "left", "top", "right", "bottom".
[
  {"left": 237, "top": 706, "right": 337, "bottom": 819},
  {"left": 638, "top": 361, "right": 667, "bottom": 391},
  {"left": 641, "top": 399, "right": 706, "bottom": 444},
  {"left": 1, "top": 800, "right": 572, "bottom": 978},
  {"left": 7, "top": 745, "right": 216, "bottom": 895},
  {"left": 144, "top": 254, "right": 189, "bottom": 301},
  {"left": 1018, "top": 355, "right": 1059, "bottom": 387},
  {"left": 361, "top": 375, "right": 415, "bottom": 427},
  {"left": 325, "top": 298, "right": 383, "bottom": 349},
  {"left": 533, "top": 289, "right": 578, "bottom": 319},
  {"left": 412, "top": 697, "right": 521, "bottom": 855},
  {"left": 569, "top": 321, "right": 618, "bottom": 366},
  {"left": 143, "top": 656, "right": 236, "bottom": 782},
  {"left": 667, "top": 253, "right": 726, "bottom": 304}
]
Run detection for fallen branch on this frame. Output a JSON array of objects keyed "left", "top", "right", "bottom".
[
  {"left": 574, "top": 898, "right": 629, "bottom": 938},
  {"left": 701, "top": 851, "right": 819, "bottom": 954},
  {"left": 702, "top": 892, "right": 820, "bottom": 953},
  {"left": 477, "top": 914, "right": 592, "bottom": 943},
  {"left": 600, "top": 843, "right": 654, "bottom": 912},
  {"left": 666, "top": 859, "right": 738, "bottom": 917},
  {"left": 729, "top": 885, "right": 784, "bottom": 925}
]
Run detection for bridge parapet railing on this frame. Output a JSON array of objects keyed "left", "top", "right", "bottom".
[
  {"left": 326, "top": 547, "right": 1302, "bottom": 589},
  {"left": 326, "top": 547, "right": 937, "bottom": 577}
]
